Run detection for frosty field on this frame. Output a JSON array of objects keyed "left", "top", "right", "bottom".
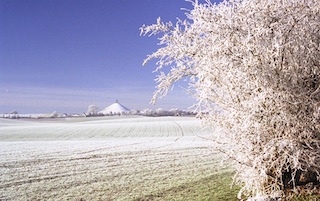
[{"left": 0, "top": 116, "right": 237, "bottom": 200}]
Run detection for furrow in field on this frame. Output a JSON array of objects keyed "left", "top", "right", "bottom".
[
  {"left": 0, "top": 117, "right": 229, "bottom": 200},
  {"left": 0, "top": 116, "right": 212, "bottom": 141},
  {"left": 1, "top": 139, "right": 226, "bottom": 200}
]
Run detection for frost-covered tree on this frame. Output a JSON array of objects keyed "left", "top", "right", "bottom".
[
  {"left": 87, "top": 104, "right": 98, "bottom": 116},
  {"left": 141, "top": 108, "right": 153, "bottom": 116},
  {"left": 141, "top": 0, "right": 320, "bottom": 199},
  {"left": 50, "top": 111, "right": 59, "bottom": 118}
]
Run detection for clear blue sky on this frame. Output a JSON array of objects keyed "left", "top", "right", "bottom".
[{"left": 0, "top": 0, "right": 218, "bottom": 114}]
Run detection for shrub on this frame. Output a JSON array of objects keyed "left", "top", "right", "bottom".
[{"left": 141, "top": 0, "right": 320, "bottom": 199}]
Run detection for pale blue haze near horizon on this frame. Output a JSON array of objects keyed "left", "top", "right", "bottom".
[{"left": 0, "top": 0, "right": 219, "bottom": 114}]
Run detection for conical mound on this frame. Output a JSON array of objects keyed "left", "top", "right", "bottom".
[{"left": 100, "top": 100, "right": 130, "bottom": 115}]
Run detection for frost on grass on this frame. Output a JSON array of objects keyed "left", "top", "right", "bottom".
[
  {"left": 141, "top": 0, "right": 320, "bottom": 199},
  {"left": 0, "top": 117, "right": 230, "bottom": 200}
]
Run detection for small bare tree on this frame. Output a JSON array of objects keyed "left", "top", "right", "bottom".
[{"left": 141, "top": 0, "right": 320, "bottom": 199}]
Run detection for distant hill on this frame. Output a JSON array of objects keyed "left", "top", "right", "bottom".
[{"left": 99, "top": 100, "right": 130, "bottom": 115}]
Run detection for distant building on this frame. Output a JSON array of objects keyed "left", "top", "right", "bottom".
[{"left": 5, "top": 111, "right": 19, "bottom": 119}]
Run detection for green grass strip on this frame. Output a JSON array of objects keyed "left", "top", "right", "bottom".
[{"left": 134, "top": 171, "right": 240, "bottom": 201}]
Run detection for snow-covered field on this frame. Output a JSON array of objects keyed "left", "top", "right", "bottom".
[{"left": 0, "top": 116, "right": 231, "bottom": 200}]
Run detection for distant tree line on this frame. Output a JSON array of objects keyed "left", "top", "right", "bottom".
[{"left": 1, "top": 108, "right": 196, "bottom": 119}]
